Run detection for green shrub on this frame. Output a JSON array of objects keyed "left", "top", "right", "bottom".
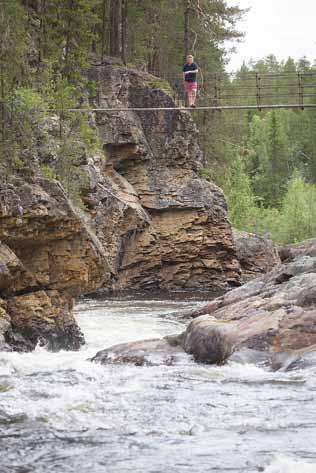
[
  {"left": 212, "top": 159, "right": 316, "bottom": 244},
  {"left": 40, "top": 164, "right": 57, "bottom": 180},
  {"left": 276, "top": 171, "right": 316, "bottom": 244}
]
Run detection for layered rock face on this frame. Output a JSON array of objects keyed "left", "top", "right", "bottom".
[
  {"left": 85, "top": 61, "right": 240, "bottom": 290},
  {"left": 0, "top": 177, "right": 108, "bottom": 351},
  {"left": 92, "top": 240, "right": 316, "bottom": 370}
]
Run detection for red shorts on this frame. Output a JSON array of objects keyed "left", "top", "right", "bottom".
[{"left": 185, "top": 81, "right": 197, "bottom": 92}]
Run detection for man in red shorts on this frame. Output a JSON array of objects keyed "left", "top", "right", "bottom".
[{"left": 183, "top": 55, "right": 199, "bottom": 107}]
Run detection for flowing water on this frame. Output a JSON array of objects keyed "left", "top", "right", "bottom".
[{"left": 1, "top": 295, "right": 316, "bottom": 473}]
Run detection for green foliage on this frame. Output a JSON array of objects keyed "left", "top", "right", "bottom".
[
  {"left": 80, "top": 118, "right": 101, "bottom": 151},
  {"left": 148, "top": 78, "right": 172, "bottom": 92},
  {"left": 225, "top": 157, "right": 258, "bottom": 230},
  {"left": 204, "top": 55, "right": 316, "bottom": 244},
  {"left": 225, "top": 163, "right": 316, "bottom": 244},
  {"left": 246, "top": 110, "right": 291, "bottom": 206},
  {"left": 198, "top": 168, "right": 213, "bottom": 181},
  {"left": 40, "top": 164, "right": 57, "bottom": 180},
  {"left": 13, "top": 88, "right": 46, "bottom": 113},
  {"left": 119, "top": 0, "right": 245, "bottom": 88},
  {"left": 0, "top": 0, "right": 28, "bottom": 99},
  {"left": 55, "top": 139, "right": 89, "bottom": 206},
  {"left": 0, "top": 88, "right": 48, "bottom": 176},
  {"left": 0, "top": 0, "right": 28, "bottom": 177},
  {"left": 277, "top": 172, "right": 316, "bottom": 244},
  {"left": 35, "top": 0, "right": 98, "bottom": 84}
]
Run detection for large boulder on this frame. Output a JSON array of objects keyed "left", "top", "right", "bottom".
[
  {"left": 0, "top": 299, "right": 11, "bottom": 351},
  {"left": 233, "top": 229, "right": 280, "bottom": 282},
  {"left": 0, "top": 177, "right": 109, "bottom": 351},
  {"left": 181, "top": 239, "right": 316, "bottom": 367},
  {"left": 279, "top": 238, "right": 316, "bottom": 262},
  {"left": 91, "top": 337, "right": 185, "bottom": 367}
]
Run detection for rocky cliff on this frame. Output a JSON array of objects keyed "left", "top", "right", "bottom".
[
  {"left": 83, "top": 60, "right": 241, "bottom": 291},
  {"left": 2, "top": 60, "right": 265, "bottom": 351},
  {"left": 0, "top": 177, "right": 109, "bottom": 351}
]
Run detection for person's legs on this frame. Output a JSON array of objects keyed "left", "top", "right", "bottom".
[
  {"left": 185, "top": 83, "right": 192, "bottom": 106},
  {"left": 188, "top": 89, "right": 194, "bottom": 106},
  {"left": 185, "top": 83, "right": 197, "bottom": 107},
  {"left": 192, "top": 88, "right": 197, "bottom": 106},
  {"left": 184, "top": 83, "right": 188, "bottom": 106},
  {"left": 191, "top": 84, "right": 197, "bottom": 106}
]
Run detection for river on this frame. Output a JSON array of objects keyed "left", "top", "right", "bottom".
[{"left": 1, "top": 296, "right": 316, "bottom": 473}]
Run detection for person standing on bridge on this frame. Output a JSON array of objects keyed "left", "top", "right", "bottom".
[{"left": 183, "top": 55, "right": 199, "bottom": 108}]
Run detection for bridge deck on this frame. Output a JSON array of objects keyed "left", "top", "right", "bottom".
[{"left": 66, "top": 104, "right": 316, "bottom": 112}]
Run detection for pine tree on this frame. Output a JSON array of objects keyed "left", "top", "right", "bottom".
[{"left": 0, "top": 0, "right": 29, "bottom": 176}]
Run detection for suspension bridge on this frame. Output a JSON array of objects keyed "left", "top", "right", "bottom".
[
  {"left": 73, "top": 70, "right": 316, "bottom": 112},
  {"left": 2, "top": 71, "right": 316, "bottom": 114}
]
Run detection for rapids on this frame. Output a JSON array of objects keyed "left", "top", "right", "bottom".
[{"left": 0, "top": 296, "right": 316, "bottom": 473}]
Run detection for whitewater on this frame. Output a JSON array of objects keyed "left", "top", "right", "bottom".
[{"left": 1, "top": 296, "right": 316, "bottom": 473}]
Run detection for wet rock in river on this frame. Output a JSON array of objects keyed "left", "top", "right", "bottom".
[
  {"left": 0, "top": 409, "right": 27, "bottom": 425},
  {"left": 93, "top": 240, "right": 316, "bottom": 369},
  {"left": 182, "top": 316, "right": 233, "bottom": 364},
  {"left": 179, "top": 239, "right": 316, "bottom": 367},
  {"left": 90, "top": 337, "right": 187, "bottom": 366}
]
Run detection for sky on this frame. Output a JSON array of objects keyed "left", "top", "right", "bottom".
[{"left": 227, "top": 0, "right": 316, "bottom": 71}]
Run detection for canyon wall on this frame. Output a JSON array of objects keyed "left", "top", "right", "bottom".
[
  {"left": 83, "top": 60, "right": 241, "bottom": 291},
  {"left": 0, "top": 177, "right": 109, "bottom": 351}
]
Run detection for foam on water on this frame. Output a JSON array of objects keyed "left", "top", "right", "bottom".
[
  {"left": 1, "top": 296, "right": 316, "bottom": 473},
  {"left": 263, "top": 456, "right": 316, "bottom": 473}
]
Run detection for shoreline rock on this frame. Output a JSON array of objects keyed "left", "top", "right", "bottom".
[{"left": 90, "top": 240, "right": 316, "bottom": 370}]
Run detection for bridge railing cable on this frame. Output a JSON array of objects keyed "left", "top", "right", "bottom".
[{"left": 2, "top": 72, "right": 316, "bottom": 113}]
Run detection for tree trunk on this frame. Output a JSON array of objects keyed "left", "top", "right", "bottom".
[
  {"left": 145, "top": 5, "right": 161, "bottom": 75},
  {"left": 121, "top": 0, "right": 128, "bottom": 64},
  {"left": 101, "top": 0, "right": 107, "bottom": 61},
  {"left": 0, "top": 60, "right": 5, "bottom": 145},
  {"left": 91, "top": 5, "right": 97, "bottom": 53},
  {"left": 184, "top": 0, "right": 191, "bottom": 59},
  {"left": 38, "top": 0, "right": 47, "bottom": 65},
  {"left": 109, "top": 0, "right": 121, "bottom": 57},
  {"left": 64, "top": 0, "right": 75, "bottom": 76}
]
